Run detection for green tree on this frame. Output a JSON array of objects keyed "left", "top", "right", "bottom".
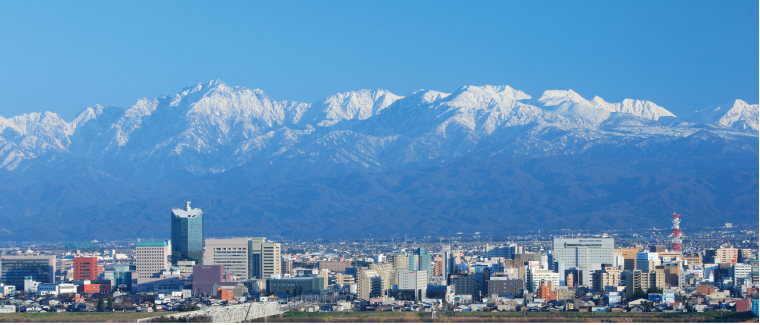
[
  {"left": 633, "top": 285, "right": 646, "bottom": 299},
  {"left": 646, "top": 286, "right": 663, "bottom": 294},
  {"left": 97, "top": 297, "right": 106, "bottom": 310},
  {"left": 640, "top": 301, "right": 655, "bottom": 312},
  {"left": 106, "top": 297, "right": 113, "bottom": 309}
]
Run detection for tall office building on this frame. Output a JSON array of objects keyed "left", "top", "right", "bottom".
[
  {"left": 441, "top": 246, "right": 452, "bottom": 280},
  {"left": 591, "top": 264, "right": 621, "bottom": 293},
  {"left": 624, "top": 269, "right": 643, "bottom": 294},
  {"left": 0, "top": 255, "right": 55, "bottom": 288},
  {"left": 552, "top": 237, "right": 614, "bottom": 286},
  {"left": 409, "top": 248, "right": 431, "bottom": 278},
  {"left": 448, "top": 249, "right": 461, "bottom": 276},
  {"left": 73, "top": 256, "right": 103, "bottom": 281},
  {"left": 386, "top": 253, "right": 408, "bottom": 286},
  {"left": 171, "top": 201, "right": 204, "bottom": 265},
  {"left": 249, "top": 237, "right": 281, "bottom": 279},
  {"left": 387, "top": 253, "right": 409, "bottom": 270},
  {"left": 204, "top": 237, "right": 281, "bottom": 280},
  {"left": 614, "top": 248, "right": 639, "bottom": 270},
  {"left": 135, "top": 241, "right": 171, "bottom": 278},
  {"left": 636, "top": 252, "right": 659, "bottom": 273},
  {"left": 527, "top": 267, "right": 560, "bottom": 293},
  {"left": 486, "top": 243, "right": 517, "bottom": 259},
  {"left": 357, "top": 269, "right": 383, "bottom": 300},
  {"left": 449, "top": 272, "right": 477, "bottom": 298},
  {"left": 433, "top": 257, "right": 444, "bottom": 277},
  {"left": 398, "top": 270, "right": 428, "bottom": 301},
  {"left": 204, "top": 238, "right": 249, "bottom": 279}
]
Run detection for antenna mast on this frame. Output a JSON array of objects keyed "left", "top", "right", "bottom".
[{"left": 670, "top": 212, "right": 683, "bottom": 251}]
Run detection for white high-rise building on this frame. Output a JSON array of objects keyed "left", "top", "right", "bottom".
[
  {"left": 135, "top": 240, "right": 171, "bottom": 278},
  {"left": 486, "top": 243, "right": 517, "bottom": 259},
  {"left": 732, "top": 263, "right": 751, "bottom": 284},
  {"left": 398, "top": 270, "right": 428, "bottom": 301},
  {"left": 527, "top": 267, "right": 560, "bottom": 293},
  {"left": 552, "top": 237, "right": 614, "bottom": 286}
]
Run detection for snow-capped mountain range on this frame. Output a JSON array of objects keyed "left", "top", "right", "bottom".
[
  {"left": 0, "top": 79, "right": 756, "bottom": 181},
  {"left": 0, "top": 80, "right": 756, "bottom": 240}
]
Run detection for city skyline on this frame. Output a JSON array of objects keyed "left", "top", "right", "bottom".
[{"left": 0, "top": 1, "right": 756, "bottom": 320}]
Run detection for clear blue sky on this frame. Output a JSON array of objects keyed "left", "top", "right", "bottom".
[{"left": 0, "top": 0, "right": 757, "bottom": 120}]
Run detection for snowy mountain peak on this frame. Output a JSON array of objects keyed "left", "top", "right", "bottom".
[
  {"left": 445, "top": 85, "right": 531, "bottom": 109},
  {"left": 72, "top": 104, "right": 124, "bottom": 129},
  {"left": 410, "top": 89, "right": 451, "bottom": 105},
  {"left": 538, "top": 89, "right": 587, "bottom": 106},
  {"left": 306, "top": 89, "right": 402, "bottom": 125},
  {"left": 458, "top": 85, "right": 531, "bottom": 100},
  {"left": 688, "top": 99, "right": 758, "bottom": 131},
  {"left": 0, "top": 80, "right": 754, "bottom": 178},
  {"left": 170, "top": 80, "right": 227, "bottom": 107},
  {"left": 539, "top": 90, "right": 675, "bottom": 121}
]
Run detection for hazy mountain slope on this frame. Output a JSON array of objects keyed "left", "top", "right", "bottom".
[{"left": 4, "top": 142, "right": 755, "bottom": 241}]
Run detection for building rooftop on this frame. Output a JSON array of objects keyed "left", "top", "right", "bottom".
[
  {"left": 136, "top": 241, "right": 169, "bottom": 247},
  {"left": 171, "top": 201, "right": 203, "bottom": 219}
]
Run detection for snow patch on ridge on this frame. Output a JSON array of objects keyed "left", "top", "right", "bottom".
[
  {"left": 539, "top": 89, "right": 676, "bottom": 122},
  {"left": 688, "top": 99, "right": 759, "bottom": 131}
]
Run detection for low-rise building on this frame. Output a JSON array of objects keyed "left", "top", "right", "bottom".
[
  {"left": 266, "top": 277, "right": 324, "bottom": 296},
  {"left": 486, "top": 278, "right": 523, "bottom": 298}
]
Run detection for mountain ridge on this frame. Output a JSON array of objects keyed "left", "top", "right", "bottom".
[
  {"left": 1, "top": 80, "right": 753, "bottom": 180},
  {"left": 0, "top": 80, "right": 755, "bottom": 240}
]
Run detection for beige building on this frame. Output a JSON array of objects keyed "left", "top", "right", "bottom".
[
  {"left": 386, "top": 253, "right": 409, "bottom": 286},
  {"left": 591, "top": 264, "right": 621, "bottom": 292},
  {"left": 335, "top": 272, "right": 355, "bottom": 285},
  {"left": 370, "top": 262, "right": 394, "bottom": 291},
  {"left": 136, "top": 241, "right": 171, "bottom": 279},
  {"left": 614, "top": 248, "right": 639, "bottom": 271},
  {"left": 204, "top": 238, "right": 249, "bottom": 278},
  {"left": 650, "top": 267, "right": 667, "bottom": 290},
  {"left": 714, "top": 247, "right": 739, "bottom": 264},
  {"left": 357, "top": 269, "right": 382, "bottom": 300},
  {"left": 682, "top": 253, "right": 702, "bottom": 267},
  {"left": 318, "top": 261, "right": 352, "bottom": 273},
  {"left": 657, "top": 251, "right": 682, "bottom": 263},
  {"left": 317, "top": 269, "right": 330, "bottom": 290},
  {"left": 204, "top": 237, "right": 281, "bottom": 280}
]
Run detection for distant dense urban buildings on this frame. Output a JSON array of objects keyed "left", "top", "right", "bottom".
[{"left": 0, "top": 206, "right": 756, "bottom": 315}]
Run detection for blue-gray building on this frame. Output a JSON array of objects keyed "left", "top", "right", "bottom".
[
  {"left": 0, "top": 255, "right": 55, "bottom": 289},
  {"left": 409, "top": 248, "right": 431, "bottom": 276},
  {"left": 171, "top": 201, "right": 204, "bottom": 265}
]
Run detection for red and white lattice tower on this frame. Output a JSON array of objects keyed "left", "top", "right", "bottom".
[{"left": 670, "top": 212, "right": 682, "bottom": 251}]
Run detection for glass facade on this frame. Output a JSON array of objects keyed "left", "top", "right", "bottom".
[
  {"left": 0, "top": 258, "right": 54, "bottom": 288},
  {"left": 171, "top": 202, "right": 204, "bottom": 265},
  {"left": 409, "top": 248, "right": 431, "bottom": 273},
  {"left": 249, "top": 253, "right": 262, "bottom": 279},
  {"left": 102, "top": 264, "right": 135, "bottom": 291}
]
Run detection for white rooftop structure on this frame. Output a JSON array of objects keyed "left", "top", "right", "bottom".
[{"left": 171, "top": 201, "right": 203, "bottom": 219}]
